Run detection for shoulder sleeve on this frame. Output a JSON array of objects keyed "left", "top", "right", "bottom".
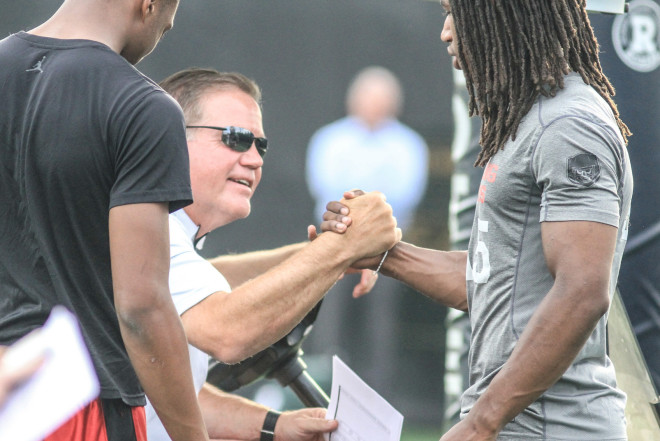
[
  {"left": 109, "top": 90, "right": 192, "bottom": 213},
  {"left": 169, "top": 217, "right": 231, "bottom": 315},
  {"left": 532, "top": 115, "right": 624, "bottom": 227}
]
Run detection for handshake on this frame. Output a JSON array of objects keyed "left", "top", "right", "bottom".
[{"left": 308, "top": 189, "right": 402, "bottom": 281}]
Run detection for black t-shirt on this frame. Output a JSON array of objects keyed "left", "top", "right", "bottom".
[{"left": 0, "top": 32, "right": 193, "bottom": 405}]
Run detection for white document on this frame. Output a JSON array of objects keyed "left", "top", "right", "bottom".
[
  {"left": 0, "top": 306, "right": 100, "bottom": 441},
  {"left": 324, "top": 355, "right": 404, "bottom": 441}
]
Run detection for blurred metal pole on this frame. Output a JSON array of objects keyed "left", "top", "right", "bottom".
[
  {"left": 608, "top": 290, "right": 660, "bottom": 439},
  {"left": 269, "top": 355, "right": 330, "bottom": 408}
]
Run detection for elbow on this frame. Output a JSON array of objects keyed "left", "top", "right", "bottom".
[
  {"left": 447, "top": 283, "right": 469, "bottom": 312},
  {"left": 452, "top": 297, "right": 469, "bottom": 312},
  {"left": 566, "top": 280, "right": 611, "bottom": 323},
  {"left": 203, "top": 330, "right": 258, "bottom": 365},
  {"left": 587, "top": 288, "right": 610, "bottom": 320},
  {"left": 209, "top": 346, "right": 252, "bottom": 366},
  {"left": 204, "top": 323, "right": 288, "bottom": 365},
  {"left": 114, "top": 287, "right": 174, "bottom": 334}
]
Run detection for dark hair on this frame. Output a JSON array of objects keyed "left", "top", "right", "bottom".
[
  {"left": 450, "top": 0, "right": 631, "bottom": 166},
  {"left": 159, "top": 68, "right": 262, "bottom": 124}
]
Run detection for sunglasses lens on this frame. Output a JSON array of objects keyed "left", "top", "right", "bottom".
[
  {"left": 222, "top": 127, "right": 250, "bottom": 153},
  {"left": 224, "top": 127, "right": 268, "bottom": 158},
  {"left": 255, "top": 138, "right": 268, "bottom": 158}
]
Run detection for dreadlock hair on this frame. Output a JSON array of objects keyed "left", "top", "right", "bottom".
[{"left": 449, "top": 0, "right": 631, "bottom": 166}]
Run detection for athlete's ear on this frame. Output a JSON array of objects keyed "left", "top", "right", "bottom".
[{"left": 139, "top": 0, "right": 156, "bottom": 21}]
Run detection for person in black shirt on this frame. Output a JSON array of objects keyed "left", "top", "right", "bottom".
[{"left": 0, "top": 1, "right": 207, "bottom": 440}]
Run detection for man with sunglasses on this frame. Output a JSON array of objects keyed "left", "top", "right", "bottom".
[{"left": 143, "top": 68, "right": 401, "bottom": 441}]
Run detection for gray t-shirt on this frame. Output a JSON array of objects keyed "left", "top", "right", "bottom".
[{"left": 462, "top": 73, "right": 631, "bottom": 440}]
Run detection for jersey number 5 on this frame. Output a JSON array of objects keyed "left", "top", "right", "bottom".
[{"left": 467, "top": 218, "right": 490, "bottom": 284}]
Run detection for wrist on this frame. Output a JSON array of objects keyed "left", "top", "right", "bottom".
[
  {"left": 378, "top": 242, "right": 403, "bottom": 276},
  {"left": 260, "top": 409, "right": 281, "bottom": 441},
  {"left": 374, "top": 249, "right": 389, "bottom": 273},
  {"left": 467, "top": 391, "right": 511, "bottom": 436},
  {"left": 311, "top": 231, "right": 357, "bottom": 269}
]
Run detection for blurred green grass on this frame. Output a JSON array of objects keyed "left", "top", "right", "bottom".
[{"left": 401, "top": 425, "right": 443, "bottom": 441}]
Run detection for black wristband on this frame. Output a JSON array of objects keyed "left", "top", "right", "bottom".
[{"left": 260, "top": 409, "right": 281, "bottom": 441}]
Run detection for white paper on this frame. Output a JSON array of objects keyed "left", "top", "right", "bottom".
[
  {"left": 0, "top": 306, "right": 100, "bottom": 441},
  {"left": 324, "top": 355, "right": 404, "bottom": 441}
]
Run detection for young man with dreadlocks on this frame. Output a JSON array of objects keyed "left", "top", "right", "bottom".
[{"left": 318, "top": 0, "right": 632, "bottom": 439}]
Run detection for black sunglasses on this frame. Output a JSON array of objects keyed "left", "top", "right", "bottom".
[{"left": 186, "top": 125, "right": 268, "bottom": 158}]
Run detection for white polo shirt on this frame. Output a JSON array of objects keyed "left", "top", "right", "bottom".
[{"left": 146, "top": 209, "right": 232, "bottom": 441}]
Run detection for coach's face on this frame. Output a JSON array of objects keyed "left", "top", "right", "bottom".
[
  {"left": 184, "top": 88, "right": 264, "bottom": 238},
  {"left": 440, "top": 0, "right": 461, "bottom": 70}
]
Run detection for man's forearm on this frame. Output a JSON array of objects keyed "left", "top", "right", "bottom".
[
  {"left": 381, "top": 242, "right": 468, "bottom": 310},
  {"left": 183, "top": 233, "right": 356, "bottom": 363},
  {"left": 198, "top": 383, "right": 267, "bottom": 440},
  {"left": 465, "top": 283, "right": 608, "bottom": 434},
  {"left": 464, "top": 222, "right": 618, "bottom": 435},
  {"left": 209, "top": 242, "right": 306, "bottom": 289},
  {"left": 109, "top": 203, "right": 208, "bottom": 441},
  {"left": 118, "top": 298, "right": 208, "bottom": 441}
]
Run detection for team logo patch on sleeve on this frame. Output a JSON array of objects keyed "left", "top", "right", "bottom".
[{"left": 567, "top": 153, "right": 601, "bottom": 187}]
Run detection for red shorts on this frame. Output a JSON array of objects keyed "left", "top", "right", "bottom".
[{"left": 44, "top": 397, "right": 146, "bottom": 441}]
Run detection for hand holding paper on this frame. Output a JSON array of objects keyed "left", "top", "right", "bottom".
[{"left": 325, "top": 356, "right": 403, "bottom": 441}]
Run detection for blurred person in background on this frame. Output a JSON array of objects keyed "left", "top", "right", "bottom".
[
  {"left": 306, "top": 65, "right": 429, "bottom": 232},
  {"left": 304, "top": 65, "right": 429, "bottom": 393},
  {"left": 146, "top": 67, "right": 401, "bottom": 441}
]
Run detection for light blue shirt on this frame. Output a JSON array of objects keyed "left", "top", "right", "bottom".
[{"left": 306, "top": 116, "right": 429, "bottom": 231}]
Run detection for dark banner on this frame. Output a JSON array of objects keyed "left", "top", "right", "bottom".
[{"left": 590, "top": 1, "right": 660, "bottom": 391}]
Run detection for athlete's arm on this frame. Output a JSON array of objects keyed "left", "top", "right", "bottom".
[
  {"left": 442, "top": 220, "right": 616, "bottom": 440},
  {"left": 378, "top": 241, "right": 468, "bottom": 311},
  {"left": 320, "top": 191, "right": 468, "bottom": 310},
  {"left": 109, "top": 203, "right": 208, "bottom": 441}
]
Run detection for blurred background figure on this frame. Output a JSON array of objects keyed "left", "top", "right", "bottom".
[
  {"left": 306, "top": 65, "right": 429, "bottom": 231},
  {"left": 303, "top": 65, "right": 429, "bottom": 399}
]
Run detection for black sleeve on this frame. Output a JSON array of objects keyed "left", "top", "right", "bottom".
[{"left": 109, "top": 91, "right": 192, "bottom": 212}]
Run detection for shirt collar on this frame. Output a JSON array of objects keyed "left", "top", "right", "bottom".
[
  {"left": 347, "top": 115, "right": 397, "bottom": 132},
  {"left": 171, "top": 209, "right": 207, "bottom": 250}
]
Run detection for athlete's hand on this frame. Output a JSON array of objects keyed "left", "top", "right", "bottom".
[{"left": 318, "top": 189, "right": 365, "bottom": 234}]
